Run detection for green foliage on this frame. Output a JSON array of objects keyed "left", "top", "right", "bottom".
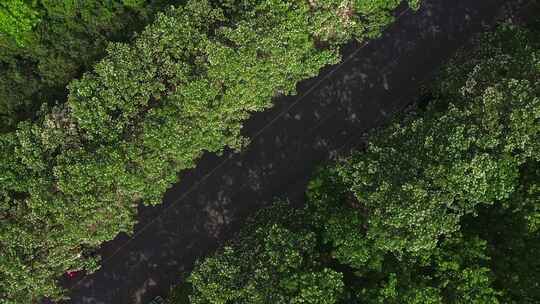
[
  {"left": 0, "top": 0, "right": 417, "bottom": 302},
  {"left": 0, "top": 0, "right": 39, "bottom": 46},
  {"left": 123, "top": 0, "right": 146, "bottom": 8},
  {"left": 168, "top": 283, "right": 193, "bottom": 304},
  {"left": 189, "top": 204, "right": 344, "bottom": 304},
  {"left": 0, "top": 0, "right": 177, "bottom": 131},
  {"left": 356, "top": 235, "right": 500, "bottom": 304},
  {"left": 463, "top": 162, "right": 540, "bottom": 303},
  {"left": 307, "top": 168, "right": 384, "bottom": 272},
  {"left": 185, "top": 201, "right": 505, "bottom": 304},
  {"left": 305, "top": 171, "right": 505, "bottom": 304},
  {"left": 511, "top": 164, "right": 540, "bottom": 233}
]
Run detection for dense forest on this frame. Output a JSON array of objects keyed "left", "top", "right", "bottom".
[
  {"left": 170, "top": 21, "right": 540, "bottom": 303},
  {"left": 0, "top": 0, "right": 422, "bottom": 302}
]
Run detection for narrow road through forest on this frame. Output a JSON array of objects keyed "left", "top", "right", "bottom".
[{"left": 59, "top": 0, "right": 524, "bottom": 303}]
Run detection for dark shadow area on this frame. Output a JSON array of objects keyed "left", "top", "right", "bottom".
[{"left": 58, "top": 0, "right": 526, "bottom": 303}]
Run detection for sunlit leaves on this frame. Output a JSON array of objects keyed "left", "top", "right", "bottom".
[{"left": 189, "top": 205, "right": 345, "bottom": 304}]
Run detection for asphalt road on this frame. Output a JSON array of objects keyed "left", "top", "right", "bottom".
[{"left": 58, "top": 0, "right": 526, "bottom": 303}]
